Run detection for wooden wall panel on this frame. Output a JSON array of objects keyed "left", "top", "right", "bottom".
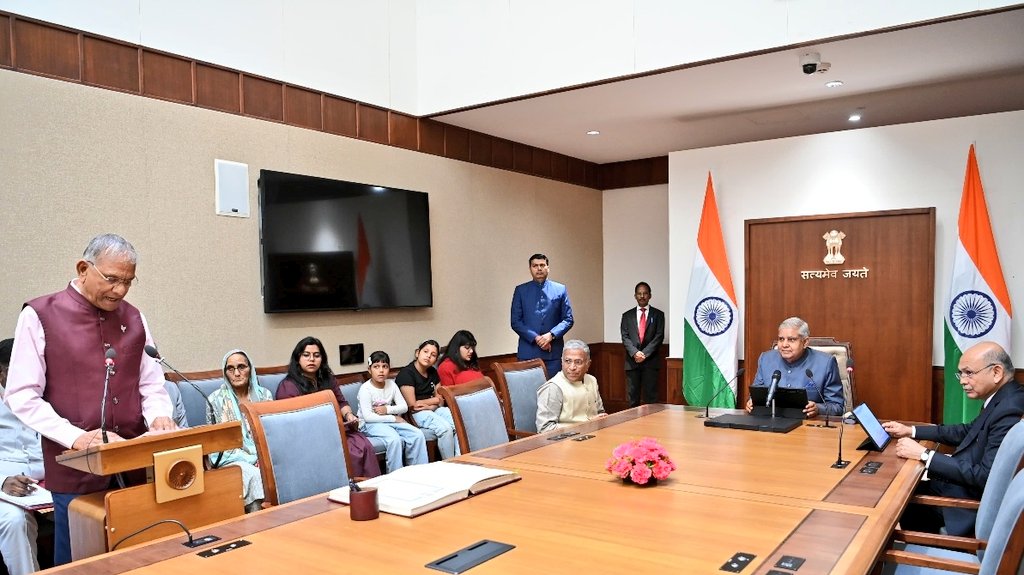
[
  {"left": 444, "top": 125, "right": 470, "bottom": 162},
  {"left": 568, "top": 158, "right": 588, "bottom": 187},
  {"left": 513, "top": 143, "right": 533, "bottom": 173},
  {"left": 666, "top": 359, "right": 684, "bottom": 405},
  {"left": 323, "top": 96, "right": 357, "bottom": 137},
  {"left": 551, "top": 153, "right": 569, "bottom": 182},
  {"left": 532, "top": 148, "right": 552, "bottom": 178},
  {"left": 0, "top": 9, "right": 611, "bottom": 191},
  {"left": 357, "top": 104, "right": 388, "bottom": 144},
  {"left": 0, "top": 15, "right": 12, "bottom": 68},
  {"left": 599, "top": 156, "right": 670, "bottom": 189},
  {"left": 14, "top": 19, "right": 79, "bottom": 80},
  {"left": 744, "top": 208, "right": 935, "bottom": 422},
  {"left": 418, "top": 119, "right": 445, "bottom": 156},
  {"left": 82, "top": 36, "right": 138, "bottom": 92},
  {"left": 141, "top": 51, "right": 192, "bottom": 103},
  {"left": 195, "top": 64, "right": 239, "bottom": 113},
  {"left": 242, "top": 75, "right": 283, "bottom": 121},
  {"left": 389, "top": 112, "right": 419, "bottom": 150},
  {"left": 283, "top": 86, "right": 321, "bottom": 130},
  {"left": 492, "top": 138, "right": 514, "bottom": 170},
  {"left": 590, "top": 343, "right": 672, "bottom": 413},
  {"left": 468, "top": 131, "right": 492, "bottom": 165}
]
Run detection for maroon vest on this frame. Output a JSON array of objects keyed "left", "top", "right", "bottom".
[{"left": 28, "top": 285, "right": 148, "bottom": 493}]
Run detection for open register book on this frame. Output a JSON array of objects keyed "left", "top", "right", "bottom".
[{"left": 329, "top": 461, "right": 520, "bottom": 517}]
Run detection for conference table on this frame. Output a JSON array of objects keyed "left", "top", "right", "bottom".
[{"left": 44, "top": 405, "right": 924, "bottom": 574}]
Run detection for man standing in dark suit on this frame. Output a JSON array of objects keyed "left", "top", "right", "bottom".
[
  {"left": 883, "top": 341, "right": 1024, "bottom": 537},
  {"left": 620, "top": 282, "right": 665, "bottom": 407}
]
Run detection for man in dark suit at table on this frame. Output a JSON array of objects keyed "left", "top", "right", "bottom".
[
  {"left": 883, "top": 340, "right": 1024, "bottom": 537},
  {"left": 620, "top": 282, "right": 665, "bottom": 407}
]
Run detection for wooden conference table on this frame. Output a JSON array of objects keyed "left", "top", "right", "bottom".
[{"left": 45, "top": 405, "right": 924, "bottom": 574}]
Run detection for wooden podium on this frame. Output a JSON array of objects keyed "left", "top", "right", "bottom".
[{"left": 56, "top": 421, "right": 246, "bottom": 560}]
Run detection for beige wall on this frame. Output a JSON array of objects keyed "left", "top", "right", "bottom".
[{"left": 0, "top": 70, "right": 604, "bottom": 372}]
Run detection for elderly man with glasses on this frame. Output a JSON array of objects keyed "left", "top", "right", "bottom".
[
  {"left": 882, "top": 341, "right": 1024, "bottom": 537},
  {"left": 535, "top": 340, "right": 606, "bottom": 433},
  {"left": 4, "top": 234, "right": 175, "bottom": 565}
]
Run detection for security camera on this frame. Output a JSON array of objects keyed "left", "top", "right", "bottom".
[
  {"left": 799, "top": 52, "right": 831, "bottom": 74},
  {"left": 800, "top": 52, "right": 821, "bottom": 74}
]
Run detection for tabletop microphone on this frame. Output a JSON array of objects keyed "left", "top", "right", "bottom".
[
  {"left": 831, "top": 412, "right": 850, "bottom": 469},
  {"left": 765, "top": 369, "right": 782, "bottom": 407},
  {"left": 696, "top": 368, "right": 745, "bottom": 419},
  {"left": 100, "top": 348, "right": 117, "bottom": 444},
  {"left": 146, "top": 344, "right": 222, "bottom": 467},
  {"left": 807, "top": 368, "right": 834, "bottom": 428}
]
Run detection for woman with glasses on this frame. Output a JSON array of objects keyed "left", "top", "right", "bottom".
[
  {"left": 276, "top": 336, "right": 381, "bottom": 478},
  {"left": 207, "top": 349, "right": 274, "bottom": 512},
  {"left": 437, "top": 330, "right": 484, "bottom": 387}
]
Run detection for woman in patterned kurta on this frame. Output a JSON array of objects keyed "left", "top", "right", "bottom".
[{"left": 207, "top": 349, "right": 274, "bottom": 512}]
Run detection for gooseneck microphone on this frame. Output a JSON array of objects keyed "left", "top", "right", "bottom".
[
  {"left": 145, "top": 344, "right": 222, "bottom": 468},
  {"left": 100, "top": 348, "right": 117, "bottom": 444},
  {"left": 831, "top": 412, "right": 850, "bottom": 469},
  {"left": 696, "top": 368, "right": 745, "bottom": 419},
  {"left": 806, "top": 368, "right": 833, "bottom": 428},
  {"left": 765, "top": 369, "right": 782, "bottom": 407}
]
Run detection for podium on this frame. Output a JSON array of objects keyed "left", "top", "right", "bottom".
[{"left": 56, "top": 421, "right": 246, "bottom": 560}]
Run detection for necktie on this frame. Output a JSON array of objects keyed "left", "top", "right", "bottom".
[{"left": 638, "top": 308, "right": 647, "bottom": 343}]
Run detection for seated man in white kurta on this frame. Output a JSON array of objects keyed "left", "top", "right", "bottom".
[{"left": 536, "top": 339, "right": 607, "bottom": 433}]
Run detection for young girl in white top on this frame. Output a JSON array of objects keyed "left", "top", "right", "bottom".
[{"left": 357, "top": 351, "right": 428, "bottom": 472}]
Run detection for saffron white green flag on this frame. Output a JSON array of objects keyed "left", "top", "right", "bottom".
[
  {"left": 683, "top": 174, "right": 739, "bottom": 407},
  {"left": 943, "top": 145, "right": 1012, "bottom": 424}
]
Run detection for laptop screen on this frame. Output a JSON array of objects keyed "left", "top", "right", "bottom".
[{"left": 852, "top": 403, "right": 891, "bottom": 451}]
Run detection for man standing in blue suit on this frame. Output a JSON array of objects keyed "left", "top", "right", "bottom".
[{"left": 511, "top": 254, "right": 574, "bottom": 376}]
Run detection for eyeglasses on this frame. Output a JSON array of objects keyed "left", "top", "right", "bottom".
[
  {"left": 561, "top": 358, "right": 588, "bottom": 367},
  {"left": 955, "top": 363, "right": 997, "bottom": 380},
  {"left": 88, "top": 261, "right": 137, "bottom": 288},
  {"left": 225, "top": 364, "right": 250, "bottom": 373}
]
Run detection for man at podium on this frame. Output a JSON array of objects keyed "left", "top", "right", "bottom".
[{"left": 4, "top": 234, "right": 176, "bottom": 566}]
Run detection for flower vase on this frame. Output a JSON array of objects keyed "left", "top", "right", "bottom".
[{"left": 622, "top": 477, "right": 658, "bottom": 487}]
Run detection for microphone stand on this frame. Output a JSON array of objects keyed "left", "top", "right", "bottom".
[
  {"left": 100, "top": 364, "right": 113, "bottom": 444},
  {"left": 146, "top": 347, "right": 223, "bottom": 468},
  {"left": 831, "top": 419, "right": 849, "bottom": 468},
  {"left": 696, "top": 368, "right": 745, "bottom": 419}
]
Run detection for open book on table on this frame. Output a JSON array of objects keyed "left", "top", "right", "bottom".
[
  {"left": 0, "top": 483, "right": 53, "bottom": 512},
  {"left": 328, "top": 461, "right": 520, "bottom": 517}
]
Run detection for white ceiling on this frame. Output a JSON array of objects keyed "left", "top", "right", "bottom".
[{"left": 433, "top": 8, "right": 1024, "bottom": 165}]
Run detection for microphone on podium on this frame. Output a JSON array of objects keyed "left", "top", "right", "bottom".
[
  {"left": 100, "top": 348, "right": 117, "bottom": 444},
  {"left": 765, "top": 369, "right": 782, "bottom": 407},
  {"left": 145, "top": 344, "right": 223, "bottom": 468},
  {"left": 696, "top": 368, "right": 745, "bottom": 419}
]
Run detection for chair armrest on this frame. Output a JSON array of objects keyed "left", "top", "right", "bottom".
[
  {"left": 508, "top": 429, "right": 535, "bottom": 439},
  {"left": 882, "top": 549, "right": 980, "bottom": 574},
  {"left": 910, "top": 494, "right": 981, "bottom": 510},
  {"left": 893, "top": 529, "right": 986, "bottom": 552}
]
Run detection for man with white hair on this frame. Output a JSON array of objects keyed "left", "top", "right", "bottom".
[
  {"left": 744, "top": 317, "right": 844, "bottom": 418},
  {"left": 536, "top": 339, "right": 607, "bottom": 433},
  {"left": 5, "top": 234, "right": 175, "bottom": 565}
]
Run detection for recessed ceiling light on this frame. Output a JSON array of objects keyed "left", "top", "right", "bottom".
[
  {"left": 586, "top": 130, "right": 600, "bottom": 136},
  {"left": 825, "top": 80, "right": 844, "bottom": 88},
  {"left": 848, "top": 113, "right": 862, "bottom": 122}
]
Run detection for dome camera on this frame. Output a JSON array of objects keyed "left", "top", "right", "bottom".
[{"left": 800, "top": 52, "right": 821, "bottom": 75}]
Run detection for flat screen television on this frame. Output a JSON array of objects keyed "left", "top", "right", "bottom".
[{"left": 258, "top": 170, "right": 433, "bottom": 313}]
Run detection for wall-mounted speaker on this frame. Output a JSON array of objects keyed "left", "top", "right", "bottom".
[{"left": 215, "top": 159, "right": 249, "bottom": 217}]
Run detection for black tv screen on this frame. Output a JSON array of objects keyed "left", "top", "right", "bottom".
[{"left": 258, "top": 170, "right": 433, "bottom": 313}]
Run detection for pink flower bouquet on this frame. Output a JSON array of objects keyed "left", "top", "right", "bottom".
[{"left": 605, "top": 437, "right": 677, "bottom": 485}]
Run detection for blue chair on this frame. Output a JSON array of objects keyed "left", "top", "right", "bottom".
[
  {"left": 492, "top": 358, "right": 548, "bottom": 437},
  {"left": 438, "top": 377, "right": 512, "bottom": 453},
  {"left": 241, "top": 390, "right": 351, "bottom": 506},
  {"left": 882, "top": 419, "right": 1024, "bottom": 573}
]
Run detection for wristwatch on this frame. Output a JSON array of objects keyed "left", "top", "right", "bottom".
[{"left": 919, "top": 449, "right": 932, "bottom": 462}]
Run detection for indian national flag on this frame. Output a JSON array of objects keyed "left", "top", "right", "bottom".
[
  {"left": 683, "top": 173, "right": 739, "bottom": 407},
  {"left": 943, "top": 144, "right": 1012, "bottom": 424}
]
